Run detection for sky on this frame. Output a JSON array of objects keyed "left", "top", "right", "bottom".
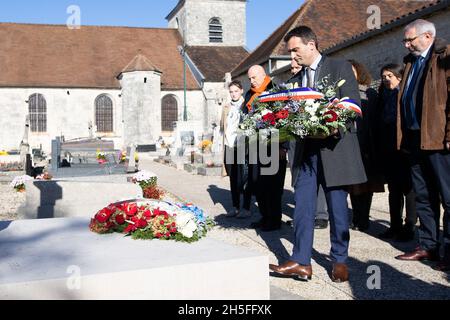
[{"left": 0, "top": 0, "right": 303, "bottom": 51}]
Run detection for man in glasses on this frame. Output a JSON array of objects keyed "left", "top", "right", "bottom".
[{"left": 395, "top": 19, "right": 450, "bottom": 273}]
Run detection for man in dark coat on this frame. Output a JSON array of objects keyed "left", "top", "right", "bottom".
[
  {"left": 269, "top": 26, "right": 366, "bottom": 282},
  {"left": 242, "top": 65, "right": 287, "bottom": 231}
]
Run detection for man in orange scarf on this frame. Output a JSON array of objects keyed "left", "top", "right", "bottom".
[
  {"left": 242, "top": 65, "right": 287, "bottom": 232},
  {"left": 244, "top": 65, "right": 273, "bottom": 113}
]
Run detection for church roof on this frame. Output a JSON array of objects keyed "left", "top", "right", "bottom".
[
  {"left": 0, "top": 23, "right": 199, "bottom": 90},
  {"left": 186, "top": 46, "right": 249, "bottom": 82},
  {"left": 231, "top": 0, "right": 443, "bottom": 78},
  {"left": 119, "top": 53, "right": 162, "bottom": 77}
]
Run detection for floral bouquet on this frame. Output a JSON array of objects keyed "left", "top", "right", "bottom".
[
  {"left": 89, "top": 199, "right": 215, "bottom": 243},
  {"left": 119, "top": 150, "right": 139, "bottom": 164},
  {"left": 239, "top": 76, "right": 361, "bottom": 141},
  {"left": 199, "top": 140, "right": 213, "bottom": 153},
  {"left": 36, "top": 172, "right": 53, "bottom": 180},
  {"left": 96, "top": 150, "right": 107, "bottom": 164},
  {"left": 10, "top": 175, "right": 33, "bottom": 192},
  {"left": 131, "top": 170, "right": 164, "bottom": 200}
]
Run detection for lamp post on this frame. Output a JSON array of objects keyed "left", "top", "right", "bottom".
[{"left": 183, "top": 46, "right": 188, "bottom": 121}]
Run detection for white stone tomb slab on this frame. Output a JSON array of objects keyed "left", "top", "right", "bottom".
[{"left": 0, "top": 218, "right": 269, "bottom": 300}]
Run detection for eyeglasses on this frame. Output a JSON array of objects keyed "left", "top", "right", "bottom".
[{"left": 402, "top": 33, "right": 425, "bottom": 44}]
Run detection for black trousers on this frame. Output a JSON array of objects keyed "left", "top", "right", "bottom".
[
  {"left": 256, "top": 159, "right": 287, "bottom": 227},
  {"left": 384, "top": 150, "right": 417, "bottom": 231},
  {"left": 404, "top": 130, "right": 450, "bottom": 253},
  {"left": 225, "top": 146, "right": 252, "bottom": 210},
  {"left": 228, "top": 164, "right": 252, "bottom": 210},
  {"left": 350, "top": 193, "right": 373, "bottom": 229}
]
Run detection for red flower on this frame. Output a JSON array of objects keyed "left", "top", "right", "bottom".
[
  {"left": 262, "top": 113, "right": 276, "bottom": 125},
  {"left": 171, "top": 222, "right": 176, "bottom": 227},
  {"left": 275, "top": 110, "right": 289, "bottom": 120},
  {"left": 160, "top": 220, "right": 165, "bottom": 225},
  {"left": 143, "top": 210, "right": 152, "bottom": 219},
  {"left": 136, "top": 218, "right": 148, "bottom": 228},
  {"left": 95, "top": 207, "right": 113, "bottom": 223},
  {"left": 115, "top": 214, "right": 126, "bottom": 225},
  {"left": 124, "top": 224, "right": 137, "bottom": 234},
  {"left": 324, "top": 110, "right": 338, "bottom": 123},
  {"left": 170, "top": 228, "right": 177, "bottom": 233},
  {"left": 155, "top": 233, "right": 162, "bottom": 238},
  {"left": 165, "top": 232, "right": 171, "bottom": 238},
  {"left": 125, "top": 203, "right": 138, "bottom": 217}
]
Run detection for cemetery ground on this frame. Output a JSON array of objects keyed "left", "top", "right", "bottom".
[{"left": 1, "top": 154, "right": 449, "bottom": 300}]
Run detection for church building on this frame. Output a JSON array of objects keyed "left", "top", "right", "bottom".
[{"left": 0, "top": 0, "right": 249, "bottom": 153}]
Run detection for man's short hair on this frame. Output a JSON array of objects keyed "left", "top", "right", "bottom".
[
  {"left": 284, "top": 26, "right": 319, "bottom": 49},
  {"left": 405, "top": 19, "right": 436, "bottom": 37}
]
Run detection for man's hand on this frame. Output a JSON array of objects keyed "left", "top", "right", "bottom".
[{"left": 446, "top": 142, "right": 450, "bottom": 151}]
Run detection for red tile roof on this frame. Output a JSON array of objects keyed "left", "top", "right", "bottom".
[
  {"left": 120, "top": 53, "right": 162, "bottom": 75},
  {"left": 0, "top": 23, "right": 199, "bottom": 90},
  {"left": 232, "top": 0, "right": 442, "bottom": 77},
  {"left": 186, "top": 46, "right": 249, "bottom": 82}
]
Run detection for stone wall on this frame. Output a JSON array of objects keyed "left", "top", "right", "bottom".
[
  {"left": 0, "top": 87, "right": 207, "bottom": 153},
  {"left": 0, "top": 87, "right": 122, "bottom": 153},
  {"left": 120, "top": 70, "right": 162, "bottom": 147}
]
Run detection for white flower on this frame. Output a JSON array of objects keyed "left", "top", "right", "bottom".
[
  {"left": 10, "top": 175, "right": 33, "bottom": 188},
  {"left": 304, "top": 99, "right": 315, "bottom": 107},
  {"left": 132, "top": 170, "right": 157, "bottom": 182},
  {"left": 260, "top": 109, "right": 273, "bottom": 117},
  {"left": 175, "top": 212, "right": 198, "bottom": 238},
  {"left": 305, "top": 102, "right": 320, "bottom": 115},
  {"left": 337, "top": 79, "right": 346, "bottom": 88},
  {"left": 310, "top": 116, "right": 319, "bottom": 122}
]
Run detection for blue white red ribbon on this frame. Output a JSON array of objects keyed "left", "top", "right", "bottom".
[
  {"left": 258, "top": 87, "right": 324, "bottom": 103},
  {"left": 336, "top": 99, "right": 362, "bottom": 115}
]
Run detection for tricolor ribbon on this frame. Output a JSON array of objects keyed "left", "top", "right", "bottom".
[
  {"left": 258, "top": 87, "right": 324, "bottom": 103},
  {"left": 335, "top": 99, "right": 362, "bottom": 115}
]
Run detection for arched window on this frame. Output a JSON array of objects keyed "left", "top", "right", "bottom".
[
  {"left": 28, "top": 93, "right": 47, "bottom": 133},
  {"left": 161, "top": 95, "right": 178, "bottom": 132},
  {"left": 95, "top": 95, "right": 113, "bottom": 133},
  {"left": 209, "top": 17, "right": 223, "bottom": 43}
]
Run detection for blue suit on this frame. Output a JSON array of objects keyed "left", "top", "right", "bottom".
[{"left": 288, "top": 56, "right": 366, "bottom": 265}]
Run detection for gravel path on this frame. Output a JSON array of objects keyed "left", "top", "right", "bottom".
[{"left": 0, "top": 182, "right": 25, "bottom": 221}]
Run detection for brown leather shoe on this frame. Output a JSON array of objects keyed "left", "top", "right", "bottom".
[
  {"left": 269, "top": 261, "right": 312, "bottom": 281},
  {"left": 395, "top": 248, "right": 440, "bottom": 261},
  {"left": 331, "top": 263, "right": 349, "bottom": 283}
]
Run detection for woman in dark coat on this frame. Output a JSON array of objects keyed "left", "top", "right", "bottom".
[
  {"left": 348, "top": 60, "right": 385, "bottom": 231},
  {"left": 376, "top": 64, "right": 417, "bottom": 241}
]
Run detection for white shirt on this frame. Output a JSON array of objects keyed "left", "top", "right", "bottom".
[
  {"left": 302, "top": 54, "right": 323, "bottom": 87},
  {"left": 420, "top": 43, "right": 433, "bottom": 59},
  {"left": 225, "top": 97, "right": 243, "bottom": 148}
]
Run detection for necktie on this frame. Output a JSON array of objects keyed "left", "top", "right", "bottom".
[
  {"left": 402, "top": 56, "right": 424, "bottom": 129},
  {"left": 305, "top": 67, "right": 313, "bottom": 88}
]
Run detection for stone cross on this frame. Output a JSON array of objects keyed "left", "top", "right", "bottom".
[
  {"left": 126, "top": 145, "right": 137, "bottom": 173},
  {"left": 88, "top": 121, "right": 94, "bottom": 139},
  {"left": 20, "top": 115, "right": 31, "bottom": 166}
]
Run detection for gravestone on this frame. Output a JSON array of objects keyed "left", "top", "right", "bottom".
[
  {"left": 19, "top": 116, "right": 30, "bottom": 167},
  {"left": 51, "top": 138, "right": 61, "bottom": 171},
  {"left": 125, "top": 145, "right": 137, "bottom": 173}
]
